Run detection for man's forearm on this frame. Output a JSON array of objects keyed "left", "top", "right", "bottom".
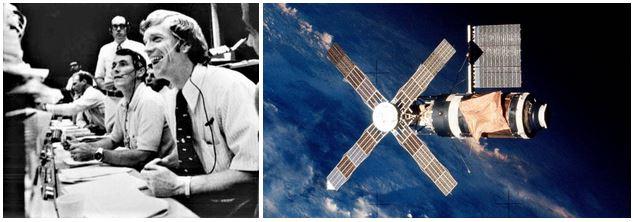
[
  {"left": 190, "top": 169, "right": 257, "bottom": 195},
  {"left": 103, "top": 149, "right": 154, "bottom": 167},
  {"left": 88, "top": 138, "right": 115, "bottom": 150}
]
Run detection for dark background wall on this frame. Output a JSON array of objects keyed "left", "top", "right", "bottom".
[{"left": 13, "top": 3, "right": 258, "bottom": 88}]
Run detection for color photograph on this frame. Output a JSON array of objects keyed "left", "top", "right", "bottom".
[{"left": 263, "top": 3, "right": 630, "bottom": 218}]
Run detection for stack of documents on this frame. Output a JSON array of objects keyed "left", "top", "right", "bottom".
[
  {"left": 60, "top": 167, "right": 168, "bottom": 217},
  {"left": 58, "top": 166, "right": 132, "bottom": 183}
]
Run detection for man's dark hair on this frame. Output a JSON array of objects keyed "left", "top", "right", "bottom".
[
  {"left": 76, "top": 72, "right": 93, "bottom": 86},
  {"left": 115, "top": 48, "right": 146, "bottom": 70}
]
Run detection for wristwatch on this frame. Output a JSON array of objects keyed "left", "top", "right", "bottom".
[{"left": 94, "top": 147, "right": 104, "bottom": 162}]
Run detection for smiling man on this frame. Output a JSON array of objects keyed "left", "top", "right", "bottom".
[
  {"left": 70, "top": 48, "right": 175, "bottom": 170},
  {"left": 139, "top": 10, "right": 258, "bottom": 217},
  {"left": 94, "top": 15, "right": 149, "bottom": 133}
]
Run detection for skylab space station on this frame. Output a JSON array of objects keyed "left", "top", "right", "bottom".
[{"left": 325, "top": 24, "right": 550, "bottom": 196}]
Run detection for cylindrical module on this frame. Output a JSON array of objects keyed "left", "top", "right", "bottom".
[{"left": 412, "top": 92, "right": 549, "bottom": 139}]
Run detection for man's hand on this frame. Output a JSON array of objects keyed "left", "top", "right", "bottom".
[
  {"left": 209, "top": 45, "right": 231, "bottom": 56},
  {"left": 141, "top": 158, "right": 185, "bottom": 197},
  {"left": 95, "top": 78, "right": 104, "bottom": 90},
  {"left": 103, "top": 81, "right": 114, "bottom": 90},
  {"left": 85, "top": 124, "right": 106, "bottom": 135},
  {"left": 36, "top": 103, "right": 47, "bottom": 111},
  {"left": 95, "top": 78, "right": 114, "bottom": 91},
  {"left": 69, "top": 142, "right": 96, "bottom": 161}
]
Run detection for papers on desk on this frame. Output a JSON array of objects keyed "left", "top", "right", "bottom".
[
  {"left": 63, "top": 173, "right": 148, "bottom": 193},
  {"left": 62, "top": 173, "right": 167, "bottom": 217},
  {"left": 58, "top": 166, "right": 132, "bottom": 183},
  {"left": 64, "top": 128, "right": 94, "bottom": 138},
  {"left": 63, "top": 158, "right": 101, "bottom": 168},
  {"left": 49, "top": 125, "right": 95, "bottom": 138},
  {"left": 50, "top": 119, "right": 74, "bottom": 127}
]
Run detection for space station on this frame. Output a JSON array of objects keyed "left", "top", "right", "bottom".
[
  {"left": 325, "top": 24, "right": 550, "bottom": 197},
  {"left": 412, "top": 24, "right": 548, "bottom": 141}
]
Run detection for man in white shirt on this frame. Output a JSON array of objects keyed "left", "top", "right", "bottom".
[
  {"left": 139, "top": 10, "right": 258, "bottom": 217},
  {"left": 65, "top": 61, "right": 95, "bottom": 94},
  {"left": 41, "top": 72, "right": 106, "bottom": 134},
  {"left": 70, "top": 48, "right": 175, "bottom": 170},
  {"left": 94, "top": 15, "right": 148, "bottom": 133}
]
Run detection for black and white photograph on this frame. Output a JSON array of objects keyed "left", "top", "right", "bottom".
[{"left": 4, "top": 3, "right": 259, "bottom": 218}]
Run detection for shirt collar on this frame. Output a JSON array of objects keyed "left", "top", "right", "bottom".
[
  {"left": 114, "top": 38, "right": 128, "bottom": 45},
  {"left": 181, "top": 64, "right": 208, "bottom": 111},
  {"left": 120, "top": 82, "right": 147, "bottom": 110}
]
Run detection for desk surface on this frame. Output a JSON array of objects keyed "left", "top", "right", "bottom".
[{"left": 29, "top": 144, "right": 198, "bottom": 218}]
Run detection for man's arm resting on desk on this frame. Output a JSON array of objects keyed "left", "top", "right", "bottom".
[
  {"left": 102, "top": 149, "right": 155, "bottom": 167},
  {"left": 88, "top": 137, "right": 117, "bottom": 150},
  {"left": 190, "top": 169, "right": 257, "bottom": 195},
  {"left": 69, "top": 137, "right": 116, "bottom": 160},
  {"left": 141, "top": 160, "right": 257, "bottom": 197},
  {"left": 70, "top": 138, "right": 154, "bottom": 167}
]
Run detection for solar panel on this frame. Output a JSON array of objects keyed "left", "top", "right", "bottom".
[
  {"left": 392, "top": 39, "right": 455, "bottom": 110},
  {"left": 393, "top": 124, "right": 458, "bottom": 196},
  {"left": 326, "top": 40, "right": 458, "bottom": 196},
  {"left": 327, "top": 43, "right": 387, "bottom": 110},
  {"left": 326, "top": 124, "right": 387, "bottom": 190},
  {"left": 470, "top": 24, "right": 522, "bottom": 88}
]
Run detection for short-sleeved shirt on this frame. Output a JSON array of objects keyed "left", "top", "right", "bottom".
[
  {"left": 94, "top": 39, "right": 148, "bottom": 89},
  {"left": 162, "top": 64, "right": 258, "bottom": 173},
  {"left": 46, "top": 86, "right": 106, "bottom": 129},
  {"left": 109, "top": 83, "right": 174, "bottom": 158},
  {"left": 65, "top": 70, "right": 96, "bottom": 91}
]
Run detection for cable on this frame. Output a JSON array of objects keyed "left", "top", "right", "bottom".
[
  {"left": 450, "top": 54, "right": 469, "bottom": 93},
  {"left": 188, "top": 77, "right": 217, "bottom": 174},
  {"left": 453, "top": 139, "right": 471, "bottom": 174},
  {"left": 123, "top": 68, "right": 138, "bottom": 150}
]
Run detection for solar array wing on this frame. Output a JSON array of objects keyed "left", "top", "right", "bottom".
[
  {"left": 326, "top": 40, "right": 458, "bottom": 196},
  {"left": 392, "top": 39, "right": 455, "bottom": 111},
  {"left": 327, "top": 43, "right": 387, "bottom": 110},
  {"left": 471, "top": 24, "right": 522, "bottom": 88},
  {"left": 326, "top": 124, "right": 387, "bottom": 190},
  {"left": 392, "top": 124, "right": 458, "bottom": 196}
]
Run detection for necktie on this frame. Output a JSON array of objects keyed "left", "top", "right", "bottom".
[
  {"left": 116, "top": 43, "right": 122, "bottom": 51},
  {"left": 175, "top": 90, "right": 205, "bottom": 176}
]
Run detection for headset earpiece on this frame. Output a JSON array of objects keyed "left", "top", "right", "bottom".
[{"left": 178, "top": 40, "right": 192, "bottom": 53}]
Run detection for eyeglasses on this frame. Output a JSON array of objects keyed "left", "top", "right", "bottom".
[{"left": 111, "top": 24, "right": 126, "bottom": 29}]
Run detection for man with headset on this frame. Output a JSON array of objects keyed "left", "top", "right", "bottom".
[
  {"left": 94, "top": 15, "right": 148, "bottom": 133},
  {"left": 70, "top": 49, "right": 175, "bottom": 170},
  {"left": 139, "top": 10, "right": 258, "bottom": 217}
]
